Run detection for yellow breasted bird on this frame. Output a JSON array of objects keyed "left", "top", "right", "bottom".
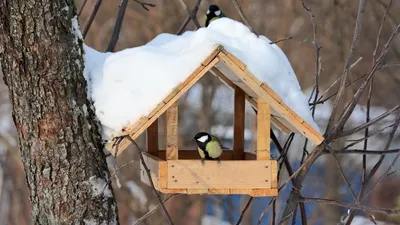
[
  {"left": 193, "top": 132, "right": 227, "bottom": 165},
  {"left": 204, "top": 4, "right": 226, "bottom": 27}
]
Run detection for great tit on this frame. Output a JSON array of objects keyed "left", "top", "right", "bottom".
[
  {"left": 193, "top": 131, "right": 226, "bottom": 165},
  {"left": 204, "top": 4, "right": 226, "bottom": 27}
]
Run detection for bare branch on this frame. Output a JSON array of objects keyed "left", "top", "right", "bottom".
[
  {"left": 326, "top": 0, "right": 366, "bottom": 134},
  {"left": 107, "top": 0, "right": 129, "bottom": 52},
  {"left": 235, "top": 197, "right": 253, "bottom": 225},
  {"left": 322, "top": 148, "right": 400, "bottom": 155},
  {"left": 301, "top": 197, "right": 400, "bottom": 215},
  {"left": 177, "top": 0, "right": 201, "bottom": 28},
  {"left": 126, "top": 136, "right": 174, "bottom": 225},
  {"left": 231, "top": 0, "right": 257, "bottom": 35},
  {"left": 82, "top": 0, "right": 103, "bottom": 38},
  {"left": 78, "top": 0, "right": 88, "bottom": 17},
  {"left": 133, "top": 0, "right": 156, "bottom": 11},
  {"left": 133, "top": 194, "right": 182, "bottom": 225},
  {"left": 270, "top": 37, "right": 293, "bottom": 45},
  {"left": 334, "top": 105, "right": 399, "bottom": 139},
  {"left": 176, "top": 0, "right": 202, "bottom": 35},
  {"left": 331, "top": 24, "right": 400, "bottom": 136}
]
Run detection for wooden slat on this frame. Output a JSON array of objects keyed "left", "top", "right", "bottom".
[
  {"left": 210, "top": 68, "right": 291, "bottom": 133},
  {"left": 109, "top": 55, "right": 220, "bottom": 155},
  {"left": 257, "top": 97, "right": 271, "bottom": 160},
  {"left": 166, "top": 102, "right": 178, "bottom": 160},
  {"left": 271, "top": 160, "right": 278, "bottom": 189},
  {"left": 147, "top": 120, "right": 158, "bottom": 155},
  {"left": 157, "top": 150, "right": 233, "bottom": 160},
  {"left": 233, "top": 86, "right": 245, "bottom": 160},
  {"left": 167, "top": 160, "right": 271, "bottom": 189},
  {"left": 140, "top": 153, "right": 163, "bottom": 189},
  {"left": 217, "top": 52, "right": 323, "bottom": 145}
]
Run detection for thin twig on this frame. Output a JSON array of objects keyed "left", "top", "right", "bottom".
[
  {"left": 235, "top": 197, "right": 253, "bottom": 225},
  {"left": 107, "top": 0, "right": 129, "bottom": 52},
  {"left": 301, "top": 197, "right": 400, "bottom": 215},
  {"left": 257, "top": 198, "right": 276, "bottom": 225},
  {"left": 270, "top": 37, "right": 293, "bottom": 45},
  {"left": 334, "top": 105, "right": 400, "bottom": 139},
  {"left": 177, "top": 0, "right": 201, "bottom": 28},
  {"left": 126, "top": 136, "right": 174, "bottom": 225},
  {"left": 133, "top": 0, "right": 155, "bottom": 11},
  {"left": 176, "top": 0, "right": 202, "bottom": 35},
  {"left": 231, "top": 0, "right": 257, "bottom": 35},
  {"left": 322, "top": 148, "right": 400, "bottom": 155},
  {"left": 330, "top": 24, "right": 400, "bottom": 138},
  {"left": 78, "top": 0, "right": 88, "bottom": 17},
  {"left": 82, "top": 0, "right": 103, "bottom": 38},
  {"left": 133, "top": 194, "right": 182, "bottom": 225},
  {"left": 309, "top": 57, "right": 363, "bottom": 106},
  {"left": 326, "top": 0, "right": 366, "bottom": 134}
]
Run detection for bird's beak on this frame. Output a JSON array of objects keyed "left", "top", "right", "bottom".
[{"left": 192, "top": 138, "right": 196, "bottom": 142}]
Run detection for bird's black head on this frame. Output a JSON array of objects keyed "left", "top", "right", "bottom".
[
  {"left": 192, "top": 132, "right": 212, "bottom": 144},
  {"left": 205, "top": 4, "right": 223, "bottom": 27}
]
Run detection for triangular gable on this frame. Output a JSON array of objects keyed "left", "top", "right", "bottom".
[{"left": 108, "top": 45, "right": 324, "bottom": 155}]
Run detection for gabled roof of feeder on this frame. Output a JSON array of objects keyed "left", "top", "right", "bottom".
[{"left": 107, "top": 45, "right": 324, "bottom": 155}]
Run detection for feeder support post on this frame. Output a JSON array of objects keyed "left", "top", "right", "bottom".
[
  {"left": 257, "top": 97, "right": 271, "bottom": 160},
  {"left": 166, "top": 102, "right": 179, "bottom": 160},
  {"left": 233, "top": 86, "right": 246, "bottom": 160}
]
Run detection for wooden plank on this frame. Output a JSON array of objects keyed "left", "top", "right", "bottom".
[
  {"left": 109, "top": 56, "right": 220, "bottom": 155},
  {"left": 221, "top": 49, "right": 246, "bottom": 70},
  {"left": 257, "top": 97, "right": 271, "bottom": 160},
  {"left": 140, "top": 153, "right": 162, "bottom": 189},
  {"left": 217, "top": 52, "right": 324, "bottom": 145},
  {"left": 244, "top": 152, "right": 257, "bottom": 160},
  {"left": 233, "top": 86, "right": 245, "bottom": 160},
  {"left": 167, "top": 160, "right": 271, "bottom": 189},
  {"left": 166, "top": 102, "right": 178, "bottom": 160},
  {"left": 261, "top": 83, "right": 283, "bottom": 104},
  {"left": 271, "top": 160, "right": 278, "bottom": 189},
  {"left": 250, "top": 189, "right": 278, "bottom": 197},
  {"left": 210, "top": 67, "right": 291, "bottom": 134},
  {"left": 157, "top": 150, "right": 233, "bottom": 160},
  {"left": 208, "top": 189, "right": 230, "bottom": 195},
  {"left": 147, "top": 120, "right": 158, "bottom": 155},
  {"left": 202, "top": 45, "right": 224, "bottom": 65}
]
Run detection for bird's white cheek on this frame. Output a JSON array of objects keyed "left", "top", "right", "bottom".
[
  {"left": 215, "top": 10, "right": 221, "bottom": 16},
  {"left": 197, "top": 136, "right": 208, "bottom": 143},
  {"left": 206, "top": 9, "right": 210, "bottom": 15}
]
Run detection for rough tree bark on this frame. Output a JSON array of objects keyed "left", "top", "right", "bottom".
[{"left": 0, "top": 1, "right": 119, "bottom": 224}]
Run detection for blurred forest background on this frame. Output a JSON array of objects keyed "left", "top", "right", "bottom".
[{"left": 1, "top": 0, "right": 400, "bottom": 224}]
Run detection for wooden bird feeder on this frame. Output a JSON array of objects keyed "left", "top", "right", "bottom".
[{"left": 107, "top": 45, "right": 324, "bottom": 197}]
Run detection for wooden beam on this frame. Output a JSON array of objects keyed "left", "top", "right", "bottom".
[
  {"left": 167, "top": 160, "right": 271, "bottom": 189},
  {"left": 166, "top": 102, "right": 178, "bottom": 160},
  {"left": 157, "top": 150, "right": 233, "bottom": 160},
  {"left": 257, "top": 97, "right": 271, "bottom": 160},
  {"left": 217, "top": 51, "right": 324, "bottom": 145},
  {"left": 210, "top": 67, "right": 291, "bottom": 133},
  {"left": 233, "top": 86, "right": 245, "bottom": 160},
  {"left": 108, "top": 54, "right": 221, "bottom": 155},
  {"left": 146, "top": 120, "right": 158, "bottom": 155}
]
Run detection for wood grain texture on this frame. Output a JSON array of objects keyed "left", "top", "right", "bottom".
[
  {"left": 146, "top": 120, "right": 159, "bottom": 155},
  {"left": 257, "top": 97, "right": 271, "bottom": 160},
  {"left": 217, "top": 52, "right": 324, "bottom": 145},
  {"left": 166, "top": 102, "right": 178, "bottom": 160},
  {"left": 167, "top": 160, "right": 272, "bottom": 189},
  {"left": 108, "top": 55, "right": 220, "bottom": 155},
  {"left": 233, "top": 86, "right": 245, "bottom": 160}
]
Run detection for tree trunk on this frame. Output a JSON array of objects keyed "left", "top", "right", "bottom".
[{"left": 0, "top": 1, "right": 119, "bottom": 224}]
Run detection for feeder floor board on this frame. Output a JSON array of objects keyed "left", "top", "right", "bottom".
[{"left": 140, "top": 152, "right": 278, "bottom": 197}]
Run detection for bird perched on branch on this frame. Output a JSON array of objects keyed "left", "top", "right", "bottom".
[
  {"left": 193, "top": 132, "right": 227, "bottom": 165},
  {"left": 204, "top": 4, "right": 226, "bottom": 27}
]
